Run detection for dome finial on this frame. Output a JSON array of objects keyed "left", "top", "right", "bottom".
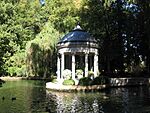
[{"left": 73, "top": 22, "right": 82, "bottom": 30}]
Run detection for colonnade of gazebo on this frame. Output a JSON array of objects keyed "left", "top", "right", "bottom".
[{"left": 56, "top": 25, "right": 99, "bottom": 81}]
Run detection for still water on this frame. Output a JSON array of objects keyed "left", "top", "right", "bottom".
[{"left": 0, "top": 80, "right": 150, "bottom": 113}]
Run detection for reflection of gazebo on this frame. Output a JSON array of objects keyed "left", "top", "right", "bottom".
[{"left": 57, "top": 25, "right": 99, "bottom": 80}]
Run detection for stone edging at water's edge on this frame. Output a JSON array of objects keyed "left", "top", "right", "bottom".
[{"left": 46, "top": 77, "right": 150, "bottom": 92}]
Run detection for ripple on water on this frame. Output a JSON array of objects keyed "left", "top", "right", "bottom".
[
  {"left": 1, "top": 81, "right": 150, "bottom": 113},
  {"left": 46, "top": 91, "right": 106, "bottom": 113}
]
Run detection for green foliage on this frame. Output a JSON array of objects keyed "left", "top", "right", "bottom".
[
  {"left": 0, "top": 0, "right": 48, "bottom": 76},
  {"left": 0, "top": 0, "right": 150, "bottom": 77},
  {"left": 80, "top": 0, "right": 150, "bottom": 74},
  {"left": 7, "top": 67, "right": 17, "bottom": 76},
  {"left": 50, "top": 73, "right": 57, "bottom": 79},
  {"left": 76, "top": 69, "right": 83, "bottom": 75},
  {"left": 25, "top": 22, "right": 60, "bottom": 77},
  {"left": 76, "top": 69, "right": 83, "bottom": 79},
  {"left": 63, "top": 79, "right": 75, "bottom": 86},
  {"left": 88, "top": 70, "right": 94, "bottom": 77},
  {"left": 48, "top": 0, "right": 79, "bottom": 33},
  {"left": 62, "top": 69, "right": 72, "bottom": 80},
  {"left": 7, "top": 65, "right": 26, "bottom": 77},
  {"left": 78, "top": 76, "right": 109, "bottom": 86},
  {"left": 92, "top": 76, "right": 110, "bottom": 85},
  {"left": 51, "top": 79, "right": 58, "bottom": 83},
  {"left": 78, "top": 77, "right": 92, "bottom": 86},
  {"left": 4, "top": 50, "right": 27, "bottom": 76}
]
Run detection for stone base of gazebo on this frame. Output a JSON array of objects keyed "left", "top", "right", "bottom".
[
  {"left": 46, "top": 82, "right": 109, "bottom": 92},
  {"left": 46, "top": 77, "right": 150, "bottom": 92}
]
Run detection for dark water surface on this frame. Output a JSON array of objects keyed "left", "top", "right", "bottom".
[
  {"left": 0, "top": 80, "right": 46, "bottom": 113},
  {"left": 0, "top": 80, "right": 150, "bottom": 113}
]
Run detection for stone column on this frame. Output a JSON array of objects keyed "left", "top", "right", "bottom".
[
  {"left": 94, "top": 53, "right": 98, "bottom": 77},
  {"left": 61, "top": 53, "right": 64, "bottom": 79},
  {"left": 72, "top": 54, "right": 75, "bottom": 80},
  {"left": 85, "top": 53, "right": 88, "bottom": 77},
  {"left": 57, "top": 55, "right": 61, "bottom": 80}
]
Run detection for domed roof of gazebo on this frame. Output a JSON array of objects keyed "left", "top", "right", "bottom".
[
  {"left": 57, "top": 25, "right": 98, "bottom": 49},
  {"left": 58, "top": 25, "right": 96, "bottom": 44}
]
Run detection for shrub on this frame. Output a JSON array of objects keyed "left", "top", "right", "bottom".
[
  {"left": 76, "top": 69, "right": 83, "bottom": 79},
  {"left": 7, "top": 65, "right": 27, "bottom": 77},
  {"left": 88, "top": 70, "right": 94, "bottom": 79},
  {"left": 51, "top": 74, "right": 57, "bottom": 80},
  {"left": 92, "top": 76, "right": 109, "bottom": 85},
  {"left": 78, "top": 77, "right": 92, "bottom": 86},
  {"left": 51, "top": 79, "right": 58, "bottom": 83},
  {"left": 7, "top": 67, "right": 17, "bottom": 76},
  {"left": 62, "top": 69, "right": 72, "bottom": 80},
  {"left": 63, "top": 79, "right": 75, "bottom": 85},
  {"left": 16, "top": 65, "right": 27, "bottom": 77}
]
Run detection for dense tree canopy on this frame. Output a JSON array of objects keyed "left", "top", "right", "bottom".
[{"left": 0, "top": 0, "right": 149, "bottom": 77}]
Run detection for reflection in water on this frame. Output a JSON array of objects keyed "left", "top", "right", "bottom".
[
  {"left": 1, "top": 80, "right": 150, "bottom": 113},
  {"left": 46, "top": 91, "right": 108, "bottom": 113},
  {"left": 46, "top": 86, "right": 150, "bottom": 113},
  {"left": 0, "top": 80, "right": 46, "bottom": 113}
]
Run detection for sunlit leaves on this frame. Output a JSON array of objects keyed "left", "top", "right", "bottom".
[
  {"left": 25, "top": 22, "right": 60, "bottom": 77},
  {"left": 0, "top": 0, "right": 149, "bottom": 76}
]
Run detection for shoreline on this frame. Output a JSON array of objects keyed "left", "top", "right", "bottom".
[
  {"left": 0, "top": 76, "right": 51, "bottom": 81},
  {"left": 0, "top": 76, "right": 26, "bottom": 81}
]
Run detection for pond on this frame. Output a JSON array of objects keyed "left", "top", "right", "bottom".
[{"left": 0, "top": 80, "right": 150, "bottom": 113}]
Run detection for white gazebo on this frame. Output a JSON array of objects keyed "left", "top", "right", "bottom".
[{"left": 56, "top": 25, "right": 99, "bottom": 81}]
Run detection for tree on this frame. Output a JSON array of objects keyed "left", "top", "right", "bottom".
[
  {"left": 79, "top": 0, "right": 150, "bottom": 75},
  {"left": 0, "top": 0, "right": 149, "bottom": 77},
  {"left": 0, "top": 0, "right": 52, "bottom": 76},
  {"left": 26, "top": 22, "right": 60, "bottom": 77}
]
